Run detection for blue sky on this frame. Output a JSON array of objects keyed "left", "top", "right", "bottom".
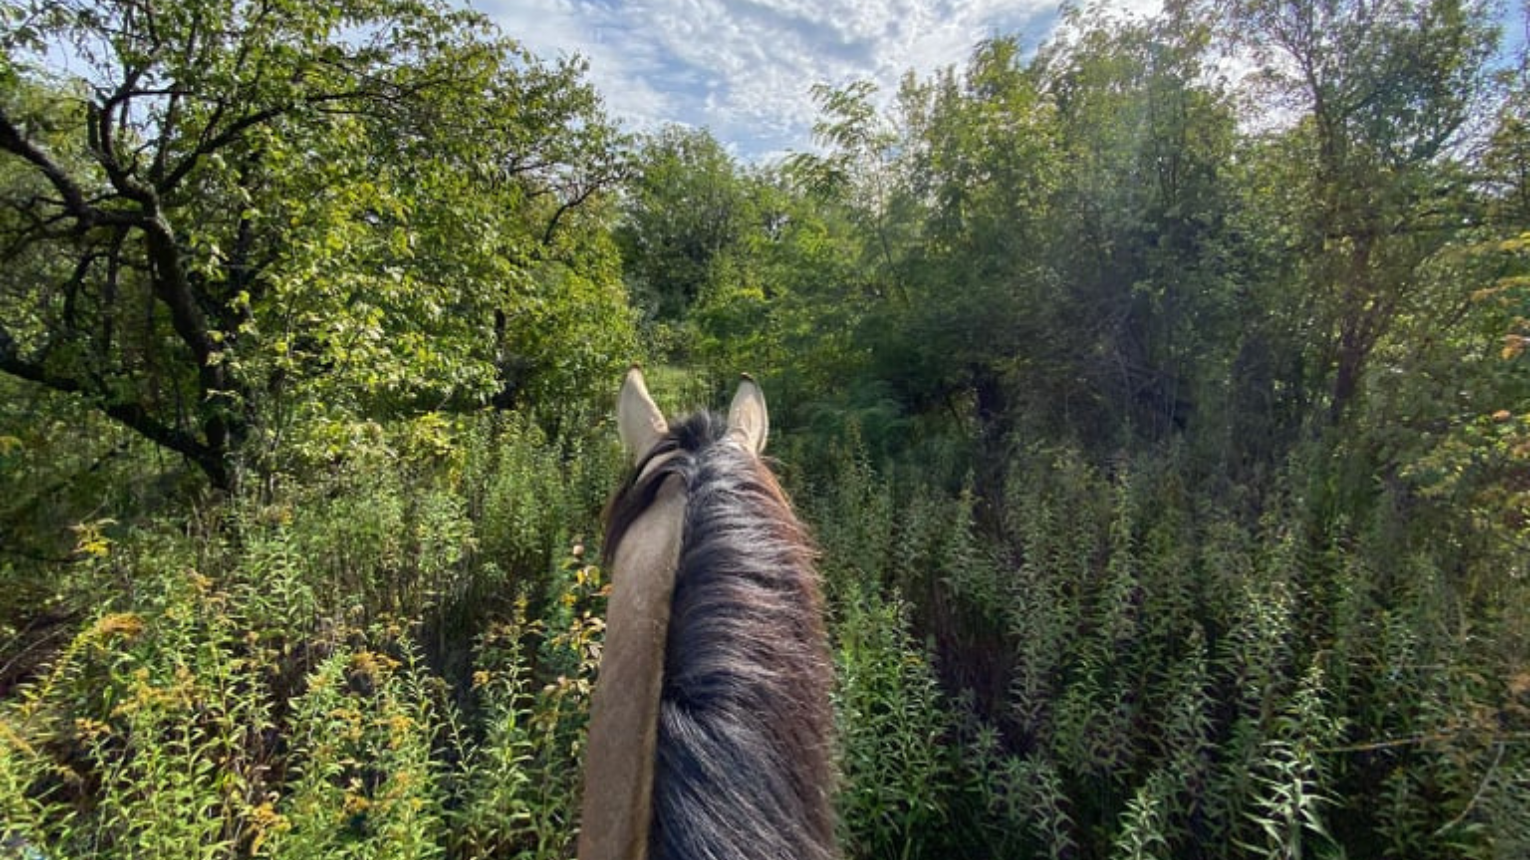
[
  {"left": 475, "top": 0, "right": 1529, "bottom": 162},
  {"left": 472, "top": 0, "right": 1162, "bottom": 160},
  {"left": 29, "top": 0, "right": 1522, "bottom": 162}
]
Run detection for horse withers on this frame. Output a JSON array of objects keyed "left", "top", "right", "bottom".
[{"left": 578, "top": 367, "right": 837, "bottom": 860}]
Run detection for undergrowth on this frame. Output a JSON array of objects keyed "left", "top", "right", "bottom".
[
  {"left": 0, "top": 410, "right": 613, "bottom": 860},
  {"left": 808, "top": 436, "right": 1530, "bottom": 860},
  {"left": 2, "top": 413, "right": 1526, "bottom": 859}
]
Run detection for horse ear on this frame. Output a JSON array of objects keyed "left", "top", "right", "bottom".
[
  {"left": 727, "top": 374, "right": 769, "bottom": 455},
  {"left": 618, "top": 366, "right": 668, "bottom": 462}
]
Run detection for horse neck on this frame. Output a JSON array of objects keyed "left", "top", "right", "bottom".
[
  {"left": 581, "top": 427, "right": 838, "bottom": 860},
  {"left": 649, "top": 443, "right": 838, "bottom": 860},
  {"left": 579, "top": 468, "right": 686, "bottom": 860}
]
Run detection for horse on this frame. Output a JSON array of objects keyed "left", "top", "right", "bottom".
[{"left": 577, "top": 366, "right": 837, "bottom": 860}]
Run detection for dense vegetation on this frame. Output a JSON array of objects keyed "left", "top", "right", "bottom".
[{"left": 2, "top": 0, "right": 1527, "bottom": 857}]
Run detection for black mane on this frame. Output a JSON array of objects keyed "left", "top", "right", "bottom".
[{"left": 603, "top": 412, "right": 838, "bottom": 860}]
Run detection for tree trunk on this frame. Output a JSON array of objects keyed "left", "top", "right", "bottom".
[{"left": 972, "top": 366, "right": 1010, "bottom": 528}]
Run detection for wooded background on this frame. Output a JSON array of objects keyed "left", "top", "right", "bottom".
[{"left": 2, "top": 0, "right": 1527, "bottom": 857}]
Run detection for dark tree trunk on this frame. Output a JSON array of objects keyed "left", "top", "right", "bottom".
[{"left": 972, "top": 366, "right": 1010, "bottom": 528}]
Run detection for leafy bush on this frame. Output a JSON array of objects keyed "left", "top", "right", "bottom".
[
  {"left": 0, "top": 410, "right": 612, "bottom": 860},
  {"left": 793, "top": 435, "right": 1530, "bottom": 860},
  {"left": 832, "top": 588, "right": 956, "bottom": 860}
]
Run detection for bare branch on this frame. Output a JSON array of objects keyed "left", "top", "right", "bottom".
[
  {"left": 0, "top": 321, "right": 215, "bottom": 469},
  {"left": 90, "top": 73, "right": 157, "bottom": 205},
  {"left": 0, "top": 106, "right": 101, "bottom": 223}
]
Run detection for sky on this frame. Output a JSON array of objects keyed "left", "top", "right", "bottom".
[{"left": 472, "top": 0, "right": 1163, "bottom": 161}]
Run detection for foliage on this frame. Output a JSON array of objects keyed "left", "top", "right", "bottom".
[
  {"left": 832, "top": 587, "right": 957, "bottom": 860},
  {"left": 0, "top": 408, "right": 614, "bottom": 860},
  {"left": 5, "top": 0, "right": 1530, "bottom": 858},
  {"left": 0, "top": 0, "right": 632, "bottom": 489},
  {"left": 803, "top": 438, "right": 1530, "bottom": 860},
  {"left": 1220, "top": 0, "right": 1499, "bottom": 426}
]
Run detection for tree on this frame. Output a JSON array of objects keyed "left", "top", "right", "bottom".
[
  {"left": 1220, "top": 0, "right": 1498, "bottom": 425},
  {"left": 886, "top": 37, "right": 1059, "bottom": 457},
  {"left": 837, "top": 19, "right": 1239, "bottom": 464},
  {"left": 0, "top": 0, "right": 629, "bottom": 490},
  {"left": 616, "top": 126, "right": 750, "bottom": 323},
  {"left": 1033, "top": 5, "right": 1243, "bottom": 445}
]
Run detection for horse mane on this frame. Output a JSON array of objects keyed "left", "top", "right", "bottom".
[{"left": 603, "top": 411, "right": 838, "bottom": 860}]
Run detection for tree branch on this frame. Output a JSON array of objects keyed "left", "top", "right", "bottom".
[
  {"left": 158, "top": 103, "right": 287, "bottom": 194},
  {"left": 0, "top": 106, "right": 112, "bottom": 226},
  {"left": 89, "top": 73, "right": 158, "bottom": 206},
  {"left": 156, "top": 87, "right": 380, "bottom": 195},
  {"left": 0, "top": 321, "right": 216, "bottom": 471}
]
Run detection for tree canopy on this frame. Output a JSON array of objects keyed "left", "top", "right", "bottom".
[{"left": 0, "top": 0, "right": 632, "bottom": 489}]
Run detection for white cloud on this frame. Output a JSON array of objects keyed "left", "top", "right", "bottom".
[{"left": 472, "top": 0, "right": 1163, "bottom": 159}]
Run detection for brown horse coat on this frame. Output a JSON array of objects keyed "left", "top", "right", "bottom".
[{"left": 579, "top": 368, "right": 836, "bottom": 860}]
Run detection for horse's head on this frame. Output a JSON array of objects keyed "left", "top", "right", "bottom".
[
  {"left": 599, "top": 366, "right": 773, "bottom": 632},
  {"left": 580, "top": 367, "right": 834, "bottom": 860},
  {"left": 617, "top": 365, "right": 768, "bottom": 463}
]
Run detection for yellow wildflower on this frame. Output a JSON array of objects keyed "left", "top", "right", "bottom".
[
  {"left": 350, "top": 651, "right": 381, "bottom": 679},
  {"left": 92, "top": 613, "right": 144, "bottom": 642},
  {"left": 342, "top": 791, "right": 372, "bottom": 816},
  {"left": 248, "top": 800, "right": 290, "bottom": 854},
  {"left": 73, "top": 717, "right": 112, "bottom": 741},
  {"left": 383, "top": 713, "right": 414, "bottom": 748}
]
